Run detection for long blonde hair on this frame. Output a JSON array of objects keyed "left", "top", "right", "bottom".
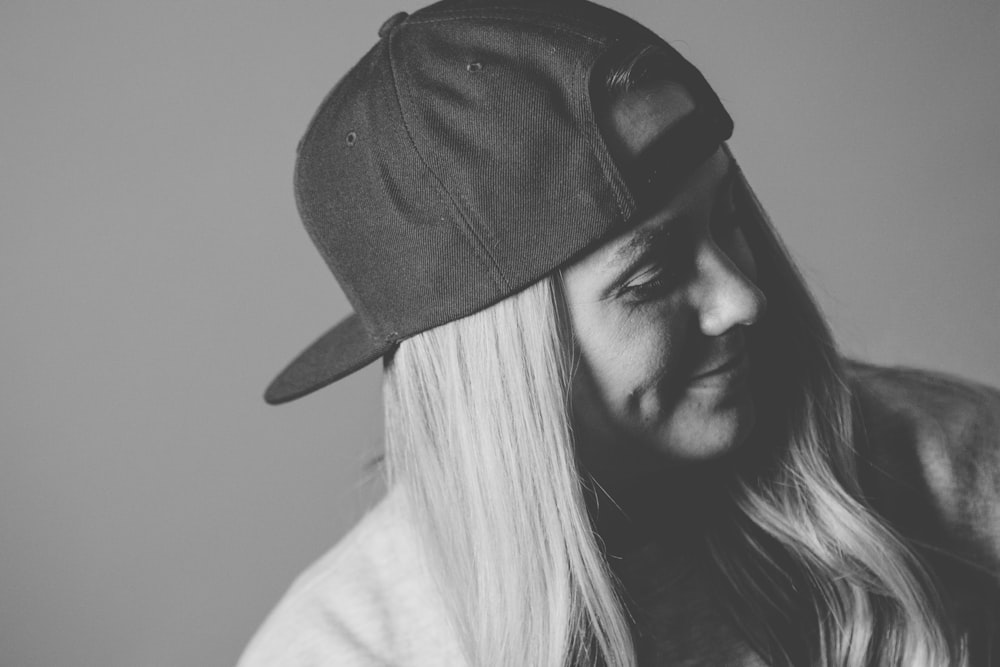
[
  {"left": 379, "top": 45, "right": 967, "bottom": 667},
  {"left": 383, "top": 274, "right": 631, "bottom": 666}
]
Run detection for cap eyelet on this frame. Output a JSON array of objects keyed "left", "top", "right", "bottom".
[
  {"left": 466, "top": 61, "right": 483, "bottom": 73},
  {"left": 345, "top": 131, "right": 358, "bottom": 146}
]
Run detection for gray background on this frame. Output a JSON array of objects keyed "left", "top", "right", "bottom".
[{"left": 2, "top": 0, "right": 997, "bottom": 665}]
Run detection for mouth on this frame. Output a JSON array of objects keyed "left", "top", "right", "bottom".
[{"left": 688, "top": 350, "right": 747, "bottom": 383}]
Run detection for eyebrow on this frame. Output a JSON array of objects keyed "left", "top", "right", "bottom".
[{"left": 611, "top": 160, "right": 737, "bottom": 271}]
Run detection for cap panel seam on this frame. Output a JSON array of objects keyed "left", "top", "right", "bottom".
[
  {"left": 571, "top": 47, "right": 631, "bottom": 224},
  {"left": 385, "top": 27, "right": 511, "bottom": 293}
]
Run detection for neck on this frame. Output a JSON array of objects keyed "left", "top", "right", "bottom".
[{"left": 584, "top": 452, "right": 740, "bottom": 557}]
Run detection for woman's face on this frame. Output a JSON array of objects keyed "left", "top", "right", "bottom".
[{"left": 562, "top": 80, "right": 766, "bottom": 471}]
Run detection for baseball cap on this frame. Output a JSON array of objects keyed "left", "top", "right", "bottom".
[{"left": 265, "top": 0, "right": 733, "bottom": 404}]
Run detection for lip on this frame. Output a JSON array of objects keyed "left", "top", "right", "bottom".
[{"left": 687, "top": 350, "right": 747, "bottom": 383}]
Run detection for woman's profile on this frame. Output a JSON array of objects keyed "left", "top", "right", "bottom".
[{"left": 239, "top": 1, "right": 1000, "bottom": 665}]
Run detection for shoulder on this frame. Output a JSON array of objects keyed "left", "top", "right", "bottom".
[
  {"left": 846, "top": 360, "right": 1000, "bottom": 576},
  {"left": 236, "top": 486, "right": 467, "bottom": 667},
  {"left": 847, "top": 360, "right": 1000, "bottom": 487},
  {"left": 847, "top": 360, "right": 1000, "bottom": 431}
]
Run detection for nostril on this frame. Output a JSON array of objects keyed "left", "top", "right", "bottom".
[{"left": 741, "top": 285, "right": 767, "bottom": 327}]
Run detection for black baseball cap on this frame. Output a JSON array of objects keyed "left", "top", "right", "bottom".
[{"left": 265, "top": 0, "right": 733, "bottom": 404}]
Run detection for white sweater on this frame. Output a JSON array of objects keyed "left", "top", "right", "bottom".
[{"left": 237, "top": 487, "right": 467, "bottom": 666}]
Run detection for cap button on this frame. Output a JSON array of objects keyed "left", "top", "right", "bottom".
[{"left": 378, "top": 11, "right": 408, "bottom": 38}]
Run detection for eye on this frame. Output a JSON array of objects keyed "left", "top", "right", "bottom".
[
  {"left": 614, "top": 224, "right": 699, "bottom": 302},
  {"left": 620, "top": 252, "right": 693, "bottom": 302},
  {"left": 621, "top": 271, "right": 675, "bottom": 301}
]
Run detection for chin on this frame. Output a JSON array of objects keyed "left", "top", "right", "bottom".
[{"left": 653, "top": 396, "right": 756, "bottom": 461}]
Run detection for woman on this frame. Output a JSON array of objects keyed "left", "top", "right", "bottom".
[{"left": 240, "top": 0, "right": 999, "bottom": 665}]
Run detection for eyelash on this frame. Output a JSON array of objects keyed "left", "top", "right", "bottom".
[
  {"left": 620, "top": 247, "right": 691, "bottom": 302},
  {"left": 622, "top": 271, "right": 679, "bottom": 301},
  {"left": 620, "top": 193, "right": 742, "bottom": 303}
]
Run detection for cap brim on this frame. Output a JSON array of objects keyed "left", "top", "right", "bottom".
[{"left": 264, "top": 314, "right": 395, "bottom": 405}]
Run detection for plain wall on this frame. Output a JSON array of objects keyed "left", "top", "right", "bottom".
[{"left": 2, "top": 1, "right": 997, "bottom": 665}]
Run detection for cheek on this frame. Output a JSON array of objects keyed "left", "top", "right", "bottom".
[{"left": 574, "top": 300, "right": 693, "bottom": 423}]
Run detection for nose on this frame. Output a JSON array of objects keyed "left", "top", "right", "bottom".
[{"left": 689, "top": 242, "right": 767, "bottom": 337}]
